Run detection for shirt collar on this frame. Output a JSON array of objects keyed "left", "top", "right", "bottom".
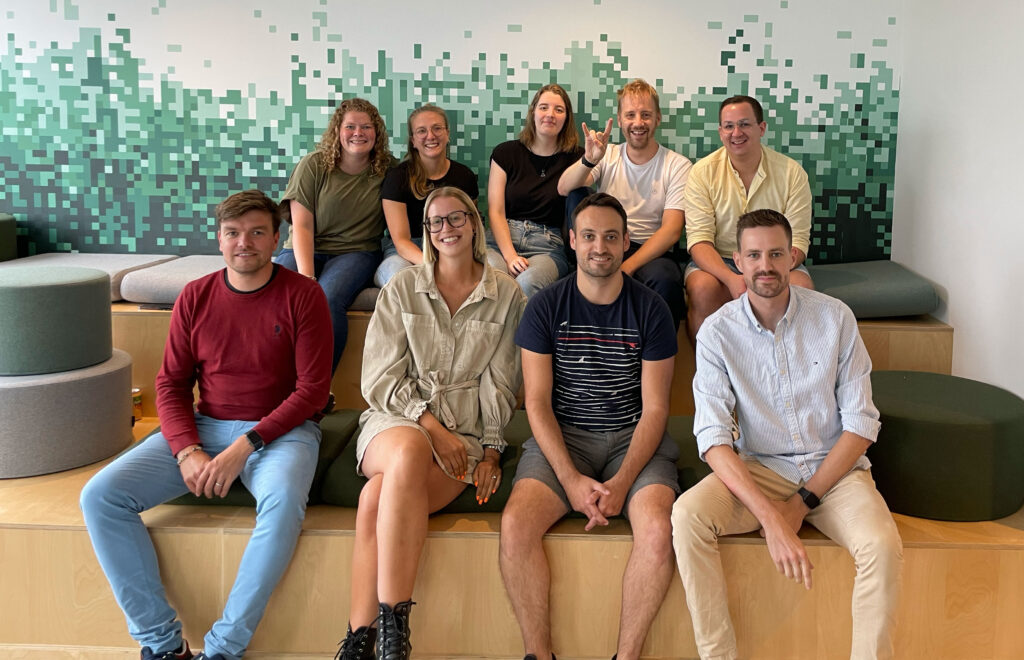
[{"left": 740, "top": 285, "right": 799, "bottom": 334}]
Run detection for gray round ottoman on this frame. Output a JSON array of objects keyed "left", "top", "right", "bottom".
[
  {"left": 0, "top": 266, "right": 112, "bottom": 375},
  {"left": 869, "top": 370, "right": 1024, "bottom": 521},
  {"left": 0, "top": 349, "right": 133, "bottom": 478}
]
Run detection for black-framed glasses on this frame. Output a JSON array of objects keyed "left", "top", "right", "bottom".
[{"left": 424, "top": 210, "right": 471, "bottom": 233}]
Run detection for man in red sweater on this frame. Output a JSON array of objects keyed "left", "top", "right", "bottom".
[{"left": 81, "top": 190, "right": 333, "bottom": 660}]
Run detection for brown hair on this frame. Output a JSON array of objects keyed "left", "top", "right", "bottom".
[
  {"left": 736, "top": 208, "right": 792, "bottom": 248},
  {"left": 518, "top": 83, "right": 579, "bottom": 153},
  {"left": 215, "top": 189, "right": 281, "bottom": 232},
  {"left": 719, "top": 95, "right": 764, "bottom": 124},
  {"left": 405, "top": 104, "right": 450, "bottom": 200},
  {"left": 421, "top": 187, "right": 487, "bottom": 265},
  {"left": 571, "top": 192, "right": 627, "bottom": 234},
  {"left": 317, "top": 98, "right": 392, "bottom": 177}
]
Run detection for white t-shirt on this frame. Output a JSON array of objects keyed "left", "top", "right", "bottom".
[{"left": 590, "top": 143, "right": 692, "bottom": 242}]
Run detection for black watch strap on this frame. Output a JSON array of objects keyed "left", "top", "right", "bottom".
[
  {"left": 581, "top": 155, "right": 597, "bottom": 168},
  {"left": 798, "top": 486, "right": 820, "bottom": 510},
  {"left": 246, "top": 429, "right": 265, "bottom": 452}
]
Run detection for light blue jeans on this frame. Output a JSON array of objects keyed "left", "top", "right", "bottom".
[
  {"left": 488, "top": 219, "right": 569, "bottom": 298},
  {"left": 80, "top": 415, "right": 320, "bottom": 660},
  {"left": 375, "top": 236, "right": 509, "bottom": 288}
]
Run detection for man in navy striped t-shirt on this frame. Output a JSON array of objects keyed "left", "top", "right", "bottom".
[{"left": 500, "top": 193, "right": 679, "bottom": 660}]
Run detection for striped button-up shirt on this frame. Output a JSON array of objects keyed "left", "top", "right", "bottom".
[{"left": 692, "top": 286, "right": 880, "bottom": 484}]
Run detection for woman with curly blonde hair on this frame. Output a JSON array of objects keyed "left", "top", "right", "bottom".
[{"left": 279, "top": 98, "right": 396, "bottom": 373}]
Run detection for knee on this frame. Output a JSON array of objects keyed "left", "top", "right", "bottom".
[
  {"left": 499, "top": 497, "right": 545, "bottom": 555},
  {"left": 379, "top": 432, "right": 434, "bottom": 480},
  {"left": 80, "top": 470, "right": 128, "bottom": 519},
  {"left": 256, "top": 479, "right": 310, "bottom": 521},
  {"left": 670, "top": 493, "right": 711, "bottom": 548},
  {"left": 515, "top": 269, "right": 548, "bottom": 298},
  {"left": 632, "top": 511, "right": 674, "bottom": 561},
  {"left": 685, "top": 278, "right": 727, "bottom": 317},
  {"left": 853, "top": 525, "right": 904, "bottom": 578}
]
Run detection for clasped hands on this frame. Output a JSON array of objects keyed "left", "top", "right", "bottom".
[
  {"left": 176, "top": 436, "right": 253, "bottom": 499},
  {"left": 566, "top": 472, "right": 628, "bottom": 531}
]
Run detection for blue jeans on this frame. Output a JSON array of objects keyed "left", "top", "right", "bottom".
[
  {"left": 488, "top": 219, "right": 569, "bottom": 297},
  {"left": 276, "top": 248, "right": 380, "bottom": 372},
  {"left": 80, "top": 415, "right": 320, "bottom": 660},
  {"left": 626, "top": 242, "right": 686, "bottom": 329}
]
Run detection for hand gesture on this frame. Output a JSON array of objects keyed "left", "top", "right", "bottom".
[
  {"left": 178, "top": 446, "right": 212, "bottom": 496},
  {"left": 473, "top": 450, "right": 502, "bottom": 505},
  {"left": 593, "top": 475, "right": 629, "bottom": 518},
  {"left": 432, "top": 427, "right": 469, "bottom": 481},
  {"left": 565, "top": 473, "right": 612, "bottom": 531},
  {"left": 581, "top": 118, "right": 614, "bottom": 164},
  {"left": 194, "top": 436, "right": 252, "bottom": 498},
  {"left": 505, "top": 254, "right": 530, "bottom": 276}
]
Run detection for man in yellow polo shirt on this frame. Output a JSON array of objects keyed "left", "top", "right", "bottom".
[{"left": 683, "top": 95, "right": 814, "bottom": 344}]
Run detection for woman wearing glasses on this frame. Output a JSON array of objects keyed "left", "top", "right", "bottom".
[
  {"left": 278, "top": 97, "right": 395, "bottom": 374},
  {"left": 488, "top": 83, "right": 584, "bottom": 297},
  {"left": 337, "top": 187, "right": 526, "bottom": 660}
]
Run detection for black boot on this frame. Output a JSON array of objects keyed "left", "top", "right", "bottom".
[
  {"left": 334, "top": 623, "right": 376, "bottom": 660},
  {"left": 376, "top": 600, "right": 415, "bottom": 660}
]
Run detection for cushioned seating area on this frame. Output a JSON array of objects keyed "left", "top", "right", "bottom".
[
  {"left": 0, "top": 349, "right": 133, "bottom": 478},
  {"left": 118, "top": 255, "right": 226, "bottom": 304},
  {"left": 350, "top": 286, "right": 380, "bottom": 312},
  {"left": 0, "top": 253, "right": 178, "bottom": 301},
  {"left": 0, "top": 214, "right": 16, "bottom": 262},
  {"left": 806, "top": 260, "right": 938, "bottom": 318},
  {"left": 869, "top": 370, "right": 1024, "bottom": 521},
  {"left": 0, "top": 266, "right": 112, "bottom": 375}
]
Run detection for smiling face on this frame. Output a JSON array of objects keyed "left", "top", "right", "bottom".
[
  {"left": 733, "top": 224, "right": 794, "bottom": 300},
  {"left": 533, "top": 90, "right": 568, "bottom": 140},
  {"left": 719, "top": 101, "right": 766, "bottom": 160},
  {"left": 410, "top": 110, "right": 449, "bottom": 160},
  {"left": 217, "top": 210, "right": 279, "bottom": 282},
  {"left": 571, "top": 205, "right": 629, "bottom": 280},
  {"left": 618, "top": 92, "right": 661, "bottom": 152},
  {"left": 425, "top": 194, "right": 476, "bottom": 261},
  {"left": 337, "top": 110, "right": 376, "bottom": 160}
]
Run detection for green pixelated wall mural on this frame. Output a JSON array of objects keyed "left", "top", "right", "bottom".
[{"left": 0, "top": 0, "right": 899, "bottom": 262}]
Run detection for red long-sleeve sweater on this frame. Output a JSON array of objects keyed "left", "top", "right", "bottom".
[{"left": 156, "top": 266, "right": 333, "bottom": 455}]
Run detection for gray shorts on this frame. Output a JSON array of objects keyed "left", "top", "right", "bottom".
[
  {"left": 513, "top": 423, "right": 681, "bottom": 518},
  {"left": 683, "top": 256, "right": 810, "bottom": 282}
]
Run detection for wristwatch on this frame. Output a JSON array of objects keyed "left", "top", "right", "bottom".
[
  {"left": 245, "top": 429, "right": 265, "bottom": 452},
  {"left": 798, "top": 486, "right": 820, "bottom": 510}
]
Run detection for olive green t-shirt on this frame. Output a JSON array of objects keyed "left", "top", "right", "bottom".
[{"left": 281, "top": 151, "right": 391, "bottom": 254}]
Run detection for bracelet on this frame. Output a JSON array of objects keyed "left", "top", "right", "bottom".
[
  {"left": 176, "top": 445, "right": 203, "bottom": 466},
  {"left": 581, "top": 156, "right": 597, "bottom": 168}
]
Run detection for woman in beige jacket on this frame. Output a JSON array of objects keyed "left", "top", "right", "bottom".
[{"left": 336, "top": 187, "right": 526, "bottom": 660}]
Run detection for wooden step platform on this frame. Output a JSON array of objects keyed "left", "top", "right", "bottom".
[
  {"left": 2, "top": 419, "right": 1020, "bottom": 660},
  {"left": 111, "top": 304, "right": 954, "bottom": 419}
]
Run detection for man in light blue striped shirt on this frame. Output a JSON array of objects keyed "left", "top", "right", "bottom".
[{"left": 672, "top": 209, "right": 903, "bottom": 660}]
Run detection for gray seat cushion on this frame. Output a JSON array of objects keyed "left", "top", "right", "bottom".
[
  {"left": 0, "top": 253, "right": 178, "bottom": 301},
  {"left": 806, "top": 260, "right": 939, "bottom": 318},
  {"left": 119, "top": 255, "right": 226, "bottom": 304}
]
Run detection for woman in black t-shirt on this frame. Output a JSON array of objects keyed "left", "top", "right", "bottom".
[{"left": 488, "top": 83, "right": 584, "bottom": 297}]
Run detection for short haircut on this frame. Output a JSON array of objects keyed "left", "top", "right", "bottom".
[
  {"left": 617, "top": 78, "right": 661, "bottom": 118},
  {"left": 215, "top": 190, "right": 281, "bottom": 232},
  {"left": 719, "top": 94, "right": 764, "bottom": 124},
  {"left": 736, "top": 208, "right": 792, "bottom": 249},
  {"left": 421, "top": 186, "right": 488, "bottom": 264},
  {"left": 571, "top": 192, "right": 628, "bottom": 234},
  {"left": 519, "top": 83, "right": 579, "bottom": 153}
]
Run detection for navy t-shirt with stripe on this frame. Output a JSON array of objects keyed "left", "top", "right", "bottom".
[{"left": 515, "top": 273, "right": 677, "bottom": 433}]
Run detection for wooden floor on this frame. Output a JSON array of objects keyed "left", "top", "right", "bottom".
[
  {"left": 2, "top": 418, "right": 1022, "bottom": 659},
  {"left": 112, "top": 305, "right": 954, "bottom": 419}
]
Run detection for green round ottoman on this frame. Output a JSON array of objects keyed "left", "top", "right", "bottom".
[
  {"left": 0, "top": 266, "right": 112, "bottom": 375},
  {"left": 869, "top": 370, "right": 1024, "bottom": 521}
]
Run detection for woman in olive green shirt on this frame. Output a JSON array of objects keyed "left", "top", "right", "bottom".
[
  {"left": 278, "top": 97, "right": 395, "bottom": 373},
  {"left": 336, "top": 187, "right": 525, "bottom": 660}
]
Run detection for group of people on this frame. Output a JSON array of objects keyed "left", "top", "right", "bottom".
[{"left": 78, "top": 79, "right": 903, "bottom": 660}]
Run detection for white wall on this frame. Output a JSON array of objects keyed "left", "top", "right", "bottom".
[{"left": 892, "top": 0, "right": 1024, "bottom": 397}]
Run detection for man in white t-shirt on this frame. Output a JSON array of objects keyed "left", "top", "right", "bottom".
[{"left": 558, "top": 78, "right": 692, "bottom": 327}]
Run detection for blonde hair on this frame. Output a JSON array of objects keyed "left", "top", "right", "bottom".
[
  {"left": 421, "top": 187, "right": 487, "bottom": 264},
  {"left": 405, "top": 104, "right": 450, "bottom": 200},
  {"left": 617, "top": 79, "right": 662, "bottom": 119},
  {"left": 316, "top": 98, "right": 392, "bottom": 177},
  {"left": 518, "top": 83, "right": 579, "bottom": 153}
]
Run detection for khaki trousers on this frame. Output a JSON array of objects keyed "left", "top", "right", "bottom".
[{"left": 671, "top": 460, "right": 903, "bottom": 660}]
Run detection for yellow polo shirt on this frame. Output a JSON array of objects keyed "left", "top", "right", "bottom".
[{"left": 684, "top": 145, "right": 812, "bottom": 258}]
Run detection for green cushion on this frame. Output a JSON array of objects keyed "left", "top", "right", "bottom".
[
  {"left": 806, "top": 260, "right": 938, "bottom": 318},
  {"left": 869, "top": 371, "right": 1024, "bottom": 521},
  {"left": 0, "top": 214, "right": 16, "bottom": 262},
  {"left": 161, "top": 408, "right": 362, "bottom": 506},
  {"left": 666, "top": 416, "right": 712, "bottom": 491},
  {"left": 0, "top": 266, "right": 112, "bottom": 375}
]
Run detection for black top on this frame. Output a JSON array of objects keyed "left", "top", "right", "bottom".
[
  {"left": 491, "top": 140, "right": 584, "bottom": 228},
  {"left": 381, "top": 159, "right": 479, "bottom": 239}
]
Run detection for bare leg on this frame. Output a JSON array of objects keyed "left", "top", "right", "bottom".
[
  {"left": 499, "top": 478, "right": 569, "bottom": 660},
  {"left": 349, "top": 474, "right": 384, "bottom": 628},
  {"left": 359, "top": 427, "right": 466, "bottom": 607},
  {"left": 616, "top": 485, "right": 676, "bottom": 660},
  {"left": 790, "top": 268, "right": 814, "bottom": 290},
  {"left": 685, "top": 270, "right": 732, "bottom": 347}
]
